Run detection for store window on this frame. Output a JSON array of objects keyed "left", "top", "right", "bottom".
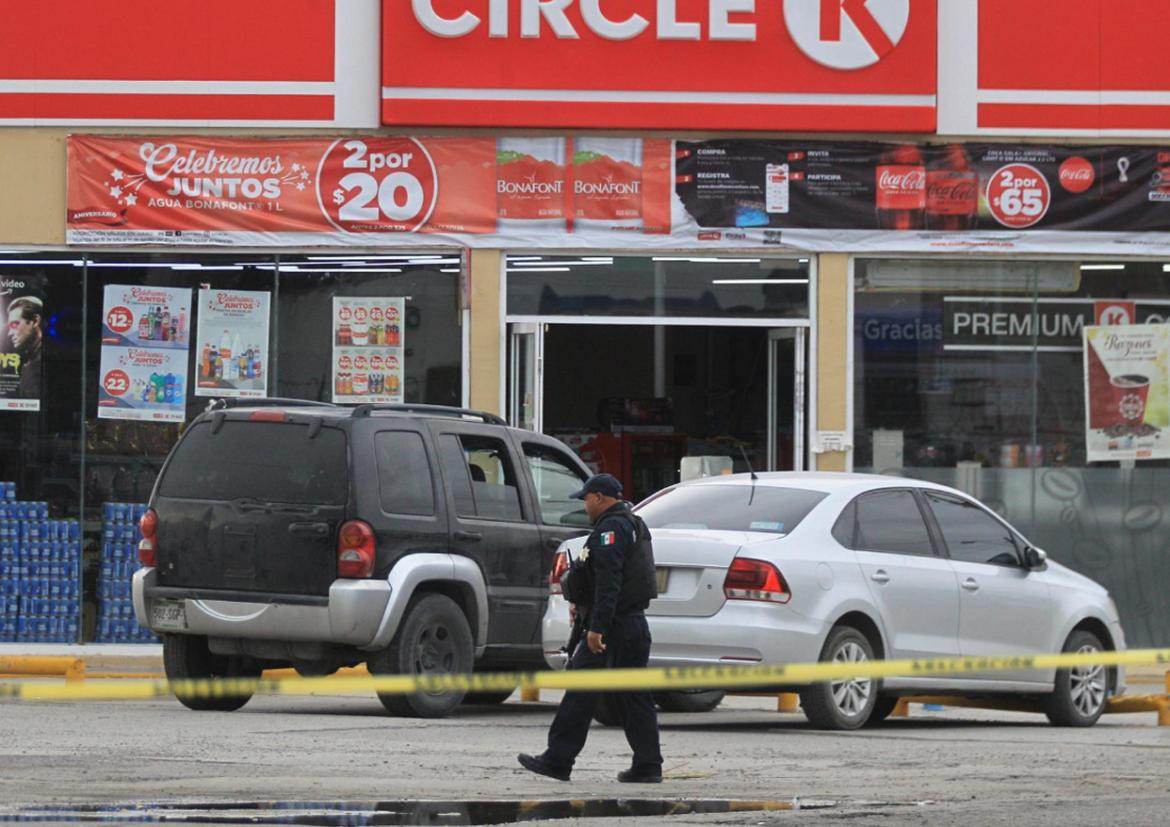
[
  {"left": 853, "top": 258, "right": 1170, "bottom": 647},
  {"left": 0, "top": 250, "right": 463, "bottom": 644}
]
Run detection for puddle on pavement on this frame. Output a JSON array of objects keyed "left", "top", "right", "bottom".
[{"left": 0, "top": 797, "right": 811, "bottom": 825}]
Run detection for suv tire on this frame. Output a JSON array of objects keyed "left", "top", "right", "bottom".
[
  {"left": 1045, "top": 629, "right": 1108, "bottom": 727},
  {"left": 162, "top": 633, "right": 260, "bottom": 712},
  {"left": 369, "top": 592, "right": 473, "bottom": 718},
  {"left": 799, "top": 626, "right": 878, "bottom": 731}
]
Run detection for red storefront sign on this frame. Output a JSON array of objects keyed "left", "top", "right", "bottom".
[
  {"left": 0, "top": 0, "right": 353, "bottom": 125},
  {"left": 382, "top": 0, "right": 938, "bottom": 132},
  {"left": 977, "top": 0, "right": 1170, "bottom": 132}
]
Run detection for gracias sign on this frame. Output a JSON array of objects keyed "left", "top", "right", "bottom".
[{"left": 384, "top": 0, "right": 938, "bottom": 132}]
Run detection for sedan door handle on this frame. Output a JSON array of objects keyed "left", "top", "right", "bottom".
[
  {"left": 870, "top": 570, "right": 890, "bottom": 584},
  {"left": 961, "top": 577, "right": 980, "bottom": 592},
  {"left": 454, "top": 530, "right": 482, "bottom": 542}
]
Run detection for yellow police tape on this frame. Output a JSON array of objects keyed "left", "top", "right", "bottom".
[{"left": 0, "top": 647, "right": 1167, "bottom": 703}]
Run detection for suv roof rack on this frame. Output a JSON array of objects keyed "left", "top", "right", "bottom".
[
  {"left": 204, "top": 397, "right": 339, "bottom": 412},
  {"left": 350, "top": 403, "right": 507, "bottom": 426}
]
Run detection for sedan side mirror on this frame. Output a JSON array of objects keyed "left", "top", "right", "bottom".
[{"left": 1024, "top": 546, "right": 1048, "bottom": 571}]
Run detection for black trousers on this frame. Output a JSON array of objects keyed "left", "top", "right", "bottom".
[{"left": 543, "top": 613, "right": 662, "bottom": 775}]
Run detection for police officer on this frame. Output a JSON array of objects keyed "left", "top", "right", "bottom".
[{"left": 518, "top": 473, "right": 662, "bottom": 783}]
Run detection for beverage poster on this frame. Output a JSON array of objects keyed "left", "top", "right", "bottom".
[
  {"left": 194, "top": 289, "right": 270, "bottom": 399},
  {"left": 68, "top": 136, "right": 1170, "bottom": 255},
  {"left": 1083, "top": 325, "right": 1170, "bottom": 462},
  {"left": 331, "top": 297, "right": 404, "bottom": 405},
  {"left": 0, "top": 274, "right": 46, "bottom": 412},
  {"left": 98, "top": 285, "right": 192, "bottom": 423}
]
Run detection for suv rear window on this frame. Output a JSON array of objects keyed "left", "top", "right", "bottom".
[
  {"left": 158, "top": 420, "right": 348, "bottom": 505},
  {"left": 636, "top": 484, "right": 826, "bottom": 534}
]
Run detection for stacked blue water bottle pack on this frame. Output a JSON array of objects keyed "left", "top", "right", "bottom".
[
  {"left": 0, "top": 481, "right": 82, "bottom": 643},
  {"left": 97, "top": 502, "right": 158, "bottom": 643}
]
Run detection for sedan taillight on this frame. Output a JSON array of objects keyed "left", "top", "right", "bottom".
[
  {"left": 723, "top": 557, "right": 791, "bottom": 604},
  {"left": 549, "top": 550, "right": 569, "bottom": 595},
  {"left": 337, "top": 520, "right": 376, "bottom": 578}
]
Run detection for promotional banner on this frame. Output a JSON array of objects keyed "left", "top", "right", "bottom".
[
  {"left": 67, "top": 136, "right": 1170, "bottom": 255},
  {"left": 194, "top": 289, "right": 270, "bottom": 399},
  {"left": 98, "top": 285, "right": 192, "bottom": 422},
  {"left": 1083, "top": 325, "right": 1170, "bottom": 462},
  {"left": 332, "top": 298, "right": 404, "bottom": 405},
  {"left": 0, "top": 275, "right": 46, "bottom": 412}
]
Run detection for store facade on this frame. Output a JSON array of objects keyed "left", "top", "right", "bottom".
[{"left": 3, "top": 0, "right": 1170, "bottom": 648}]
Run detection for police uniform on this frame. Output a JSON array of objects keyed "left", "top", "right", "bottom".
[{"left": 519, "top": 474, "right": 662, "bottom": 783}]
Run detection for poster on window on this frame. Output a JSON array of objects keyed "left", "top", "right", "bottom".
[
  {"left": 98, "top": 284, "right": 192, "bottom": 422},
  {"left": 331, "top": 297, "right": 404, "bottom": 405},
  {"left": 1083, "top": 325, "right": 1170, "bottom": 462},
  {"left": 194, "top": 289, "right": 270, "bottom": 399},
  {"left": 0, "top": 274, "right": 46, "bottom": 412}
]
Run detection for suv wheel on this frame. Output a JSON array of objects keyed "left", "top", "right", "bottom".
[
  {"left": 369, "top": 593, "right": 473, "bottom": 718},
  {"left": 799, "top": 626, "right": 878, "bottom": 730},
  {"left": 1045, "top": 630, "right": 1108, "bottom": 727},
  {"left": 162, "top": 634, "right": 260, "bottom": 712},
  {"left": 654, "top": 689, "right": 725, "bottom": 713}
]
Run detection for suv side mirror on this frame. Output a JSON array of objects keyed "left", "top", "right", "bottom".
[{"left": 1023, "top": 546, "right": 1048, "bottom": 571}]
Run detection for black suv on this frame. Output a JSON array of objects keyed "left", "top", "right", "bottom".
[{"left": 133, "top": 401, "right": 593, "bottom": 717}]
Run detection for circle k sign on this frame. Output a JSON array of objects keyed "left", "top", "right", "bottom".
[{"left": 783, "top": 0, "right": 910, "bottom": 70}]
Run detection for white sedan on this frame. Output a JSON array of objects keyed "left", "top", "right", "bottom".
[{"left": 543, "top": 472, "right": 1126, "bottom": 729}]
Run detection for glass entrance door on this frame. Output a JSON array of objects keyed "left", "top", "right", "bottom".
[
  {"left": 508, "top": 322, "right": 807, "bottom": 502},
  {"left": 508, "top": 322, "right": 541, "bottom": 432}
]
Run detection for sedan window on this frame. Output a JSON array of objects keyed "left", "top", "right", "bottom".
[
  {"left": 925, "top": 493, "right": 1022, "bottom": 567},
  {"left": 636, "top": 485, "right": 826, "bottom": 533},
  {"left": 847, "top": 490, "right": 935, "bottom": 557}
]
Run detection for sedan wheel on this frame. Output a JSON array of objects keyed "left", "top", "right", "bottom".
[
  {"left": 1046, "top": 630, "right": 1108, "bottom": 727},
  {"left": 799, "top": 626, "right": 879, "bottom": 730}
]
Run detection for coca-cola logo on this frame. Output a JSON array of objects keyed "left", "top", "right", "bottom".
[
  {"left": 1059, "top": 156, "right": 1095, "bottom": 193},
  {"left": 878, "top": 168, "right": 926, "bottom": 193},
  {"left": 338, "top": 355, "right": 353, "bottom": 370}
]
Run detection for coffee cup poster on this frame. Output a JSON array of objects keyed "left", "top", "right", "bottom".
[
  {"left": 194, "top": 289, "right": 270, "bottom": 399},
  {"left": 1083, "top": 325, "right": 1170, "bottom": 461},
  {"left": 331, "top": 297, "right": 404, "bottom": 405}
]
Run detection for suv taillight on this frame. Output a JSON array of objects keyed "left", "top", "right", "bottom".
[
  {"left": 549, "top": 550, "right": 569, "bottom": 595},
  {"left": 337, "top": 520, "right": 376, "bottom": 578},
  {"left": 138, "top": 508, "right": 158, "bottom": 567},
  {"left": 723, "top": 557, "right": 790, "bottom": 604}
]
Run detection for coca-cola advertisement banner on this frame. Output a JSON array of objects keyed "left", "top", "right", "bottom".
[
  {"left": 676, "top": 141, "right": 1170, "bottom": 232},
  {"left": 1083, "top": 325, "right": 1170, "bottom": 462},
  {"left": 67, "top": 135, "right": 1170, "bottom": 255}
]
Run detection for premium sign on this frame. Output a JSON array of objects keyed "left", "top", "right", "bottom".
[{"left": 383, "top": 0, "right": 938, "bottom": 131}]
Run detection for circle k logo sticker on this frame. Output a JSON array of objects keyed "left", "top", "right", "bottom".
[{"left": 783, "top": 0, "right": 910, "bottom": 70}]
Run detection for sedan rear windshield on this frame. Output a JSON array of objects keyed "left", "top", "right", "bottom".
[
  {"left": 158, "top": 420, "right": 348, "bottom": 505},
  {"left": 636, "top": 485, "right": 826, "bottom": 534}
]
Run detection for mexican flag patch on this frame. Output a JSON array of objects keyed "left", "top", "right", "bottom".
[{"left": 600, "top": 531, "right": 616, "bottom": 546}]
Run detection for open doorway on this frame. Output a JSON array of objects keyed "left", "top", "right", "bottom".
[{"left": 511, "top": 323, "right": 805, "bottom": 503}]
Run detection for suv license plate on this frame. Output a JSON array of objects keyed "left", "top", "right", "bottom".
[
  {"left": 150, "top": 599, "right": 187, "bottom": 631},
  {"left": 655, "top": 567, "right": 669, "bottom": 593}
]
